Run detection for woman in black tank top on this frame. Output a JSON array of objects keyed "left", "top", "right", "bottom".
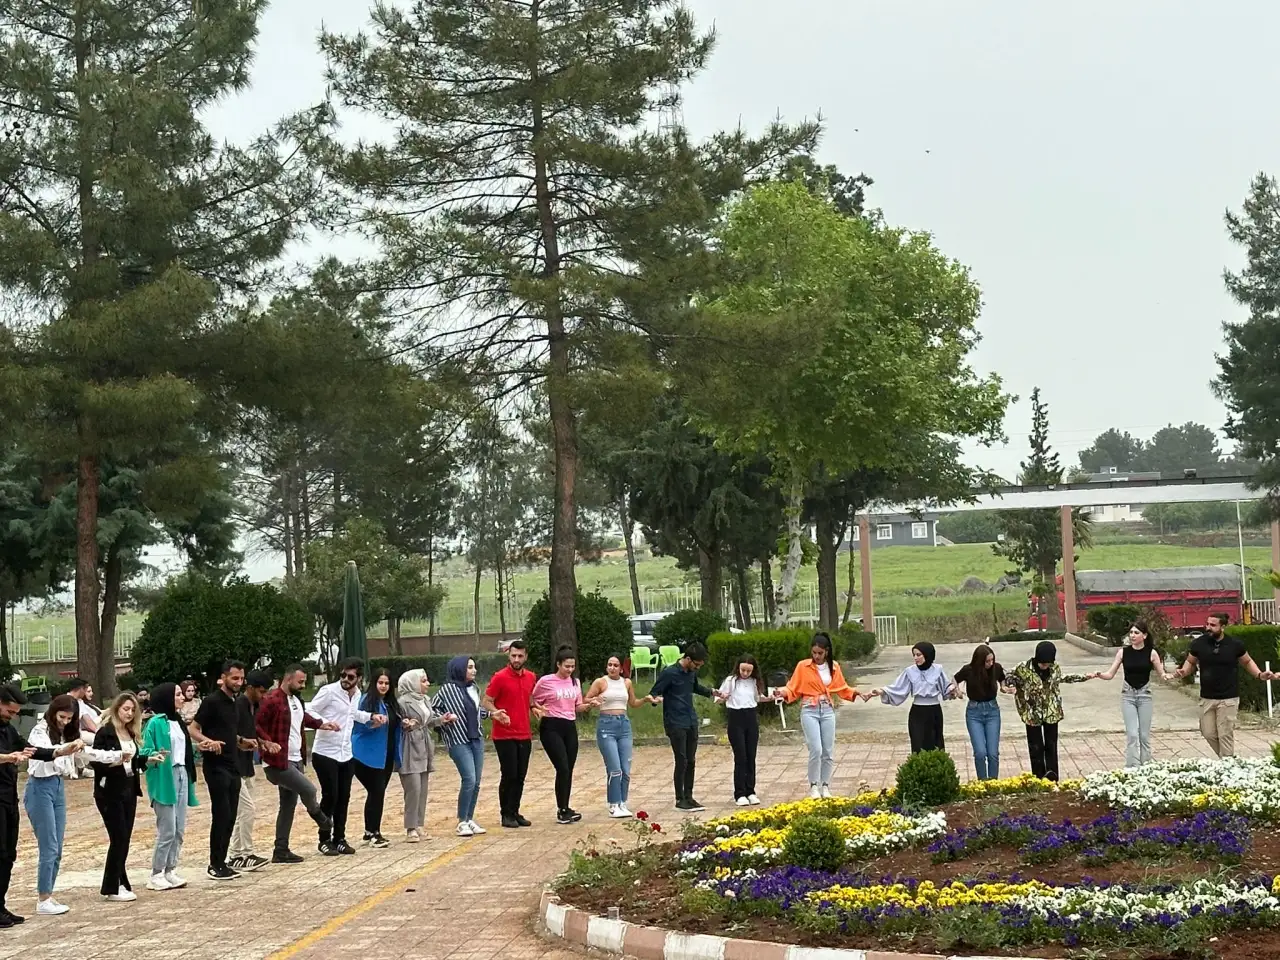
[{"left": 1091, "top": 619, "right": 1171, "bottom": 768}]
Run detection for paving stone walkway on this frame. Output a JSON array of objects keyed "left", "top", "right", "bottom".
[{"left": 1, "top": 729, "right": 1275, "bottom": 960}]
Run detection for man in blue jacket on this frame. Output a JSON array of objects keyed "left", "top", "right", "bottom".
[{"left": 650, "top": 642, "right": 717, "bottom": 812}]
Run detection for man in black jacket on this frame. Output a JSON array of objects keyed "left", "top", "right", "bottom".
[{"left": 0, "top": 685, "right": 82, "bottom": 925}]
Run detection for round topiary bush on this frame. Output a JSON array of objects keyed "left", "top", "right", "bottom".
[
  {"left": 782, "top": 815, "right": 846, "bottom": 872},
  {"left": 522, "top": 588, "right": 630, "bottom": 678},
  {"left": 837, "top": 623, "right": 877, "bottom": 660},
  {"left": 653, "top": 608, "right": 729, "bottom": 649},
  {"left": 895, "top": 749, "right": 962, "bottom": 808}
]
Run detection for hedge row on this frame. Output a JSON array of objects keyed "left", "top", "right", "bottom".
[{"left": 1225, "top": 625, "right": 1280, "bottom": 712}]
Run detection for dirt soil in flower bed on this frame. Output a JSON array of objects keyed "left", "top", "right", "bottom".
[{"left": 556, "top": 792, "right": 1280, "bottom": 959}]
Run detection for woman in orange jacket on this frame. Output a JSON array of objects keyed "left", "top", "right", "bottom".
[{"left": 779, "top": 633, "right": 859, "bottom": 798}]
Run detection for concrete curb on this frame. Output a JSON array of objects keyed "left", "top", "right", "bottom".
[
  {"left": 1063, "top": 631, "right": 1111, "bottom": 656},
  {"left": 539, "top": 890, "right": 1040, "bottom": 960}
]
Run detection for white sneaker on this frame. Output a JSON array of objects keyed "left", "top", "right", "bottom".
[
  {"left": 747, "top": 794, "right": 761, "bottom": 805},
  {"left": 36, "top": 898, "right": 69, "bottom": 916},
  {"left": 146, "top": 874, "right": 172, "bottom": 891},
  {"left": 456, "top": 821, "right": 474, "bottom": 837},
  {"left": 105, "top": 888, "right": 137, "bottom": 902},
  {"left": 617, "top": 804, "right": 633, "bottom": 817},
  {"left": 164, "top": 871, "right": 187, "bottom": 889},
  {"left": 735, "top": 796, "right": 751, "bottom": 806},
  {"left": 467, "top": 820, "right": 487, "bottom": 835},
  {"left": 808, "top": 784, "right": 822, "bottom": 799},
  {"left": 406, "top": 829, "right": 420, "bottom": 843},
  {"left": 609, "top": 804, "right": 631, "bottom": 819},
  {"left": 820, "top": 784, "right": 832, "bottom": 799}
]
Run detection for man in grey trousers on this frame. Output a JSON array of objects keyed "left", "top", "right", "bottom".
[{"left": 255, "top": 665, "right": 338, "bottom": 863}]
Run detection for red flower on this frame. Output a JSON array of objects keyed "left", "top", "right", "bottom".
[
  {"left": 635, "top": 810, "right": 649, "bottom": 821},
  {"left": 650, "top": 823, "right": 662, "bottom": 833}
]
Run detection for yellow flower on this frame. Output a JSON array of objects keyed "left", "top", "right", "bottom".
[{"left": 806, "top": 879, "right": 1050, "bottom": 911}]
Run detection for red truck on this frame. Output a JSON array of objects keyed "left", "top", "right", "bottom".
[{"left": 1027, "top": 564, "right": 1246, "bottom": 632}]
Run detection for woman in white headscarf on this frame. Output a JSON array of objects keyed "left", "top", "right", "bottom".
[{"left": 396, "top": 670, "right": 444, "bottom": 842}]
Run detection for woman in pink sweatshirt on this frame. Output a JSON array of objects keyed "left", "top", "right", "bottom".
[{"left": 532, "top": 647, "right": 601, "bottom": 824}]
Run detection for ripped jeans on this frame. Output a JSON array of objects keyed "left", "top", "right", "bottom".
[{"left": 595, "top": 713, "right": 633, "bottom": 806}]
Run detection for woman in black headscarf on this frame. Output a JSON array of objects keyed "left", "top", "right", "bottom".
[
  {"left": 140, "top": 683, "right": 199, "bottom": 891},
  {"left": 1007, "top": 641, "right": 1093, "bottom": 781},
  {"left": 868, "top": 641, "right": 956, "bottom": 752}
]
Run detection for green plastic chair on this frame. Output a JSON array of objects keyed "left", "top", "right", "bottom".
[
  {"left": 658, "top": 645, "right": 681, "bottom": 669},
  {"left": 630, "top": 646, "right": 658, "bottom": 681}
]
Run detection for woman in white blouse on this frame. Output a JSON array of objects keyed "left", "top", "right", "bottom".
[
  {"left": 868, "top": 642, "right": 957, "bottom": 753},
  {"left": 91, "top": 693, "right": 162, "bottom": 902},
  {"left": 717, "top": 655, "right": 777, "bottom": 807}
]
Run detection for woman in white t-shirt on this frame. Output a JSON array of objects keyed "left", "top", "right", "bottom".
[{"left": 717, "top": 655, "right": 777, "bottom": 806}]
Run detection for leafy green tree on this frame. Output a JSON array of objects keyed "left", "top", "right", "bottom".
[
  {"left": 1139, "top": 423, "right": 1223, "bottom": 476},
  {"left": 936, "top": 510, "right": 1004, "bottom": 544},
  {"left": 687, "top": 181, "right": 1008, "bottom": 626},
  {"left": 316, "top": 0, "right": 814, "bottom": 654},
  {"left": 1078, "top": 429, "right": 1146, "bottom": 473},
  {"left": 993, "top": 388, "right": 1092, "bottom": 628},
  {"left": 0, "top": 0, "right": 324, "bottom": 692}
]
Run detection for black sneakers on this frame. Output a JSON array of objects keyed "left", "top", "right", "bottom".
[
  {"left": 501, "top": 815, "right": 520, "bottom": 829},
  {"left": 206, "top": 865, "right": 239, "bottom": 881},
  {"left": 272, "top": 850, "right": 304, "bottom": 864},
  {"left": 676, "top": 798, "right": 706, "bottom": 812},
  {"left": 228, "top": 855, "right": 268, "bottom": 873},
  {"left": 334, "top": 840, "right": 356, "bottom": 855},
  {"left": 556, "top": 809, "right": 575, "bottom": 825},
  {"left": 318, "top": 840, "right": 340, "bottom": 857},
  {"left": 515, "top": 814, "right": 532, "bottom": 827}
]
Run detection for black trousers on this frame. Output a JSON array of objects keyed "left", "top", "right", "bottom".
[
  {"left": 908, "top": 704, "right": 945, "bottom": 753},
  {"left": 313, "top": 754, "right": 355, "bottom": 843},
  {"left": 538, "top": 717, "right": 579, "bottom": 811},
  {"left": 665, "top": 725, "right": 699, "bottom": 801},
  {"left": 726, "top": 709, "right": 759, "bottom": 799},
  {"left": 204, "top": 762, "right": 241, "bottom": 870},
  {"left": 0, "top": 801, "right": 17, "bottom": 910},
  {"left": 1026, "top": 723, "right": 1060, "bottom": 781},
  {"left": 96, "top": 789, "right": 138, "bottom": 894},
  {"left": 353, "top": 759, "right": 394, "bottom": 836},
  {"left": 494, "top": 738, "right": 532, "bottom": 818}
]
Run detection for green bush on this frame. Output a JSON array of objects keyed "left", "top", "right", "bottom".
[
  {"left": 895, "top": 749, "right": 961, "bottom": 808},
  {"left": 522, "top": 588, "right": 630, "bottom": 678},
  {"left": 653, "top": 609, "right": 729, "bottom": 649},
  {"left": 1271, "top": 741, "right": 1280, "bottom": 770},
  {"left": 1225, "top": 625, "right": 1280, "bottom": 711},
  {"left": 1085, "top": 605, "right": 1142, "bottom": 645},
  {"left": 132, "top": 575, "right": 314, "bottom": 688},
  {"left": 837, "top": 624, "right": 876, "bottom": 659},
  {"left": 368, "top": 654, "right": 508, "bottom": 685},
  {"left": 707, "top": 628, "right": 837, "bottom": 686},
  {"left": 114, "top": 672, "right": 139, "bottom": 692},
  {"left": 782, "top": 815, "right": 846, "bottom": 872},
  {"left": 988, "top": 629, "right": 1066, "bottom": 643}
]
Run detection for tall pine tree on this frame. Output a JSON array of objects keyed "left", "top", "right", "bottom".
[{"left": 0, "top": 0, "right": 324, "bottom": 692}]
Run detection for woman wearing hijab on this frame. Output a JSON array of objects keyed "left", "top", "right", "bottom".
[
  {"left": 868, "top": 642, "right": 956, "bottom": 753},
  {"left": 142, "top": 683, "right": 200, "bottom": 891},
  {"left": 397, "top": 669, "right": 449, "bottom": 842},
  {"left": 778, "top": 633, "right": 859, "bottom": 799},
  {"left": 430, "top": 658, "right": 483, "bottom": 837},
  {"left": 1007, "top": 640, "right": 1093, "bottom": 781}
]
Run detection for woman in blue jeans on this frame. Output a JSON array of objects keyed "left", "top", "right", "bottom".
[
  {"left": 585, "top": 655, "right": 656, "bottom": 819},
  {"left": 953, "top": 644, "right": 1010, "bottom": 780},
  {"left": 432, "top": 657, "right": 483, "bottom": 837}
]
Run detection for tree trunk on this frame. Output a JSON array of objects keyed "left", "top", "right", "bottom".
[
  {"left": 74, "top": 439, "right": 104, "bottom": 692},
  {"left": 842, "top": 528, "right": 858, "bottom": 626},
  {"left": 0, "top": 603, "right": 9, "bottom": 669},
  {"left": 815, "top": 511, "right": 839, "bottom": 632},
  {"left": 290, "top": 464, "right": 305, "bottom": 577},
  {"left": 281, "top": 473, "right": 295, "bottom": 581},
  {"left": 698, "top": 546, "right": 722, "bottom": 613},
  {"left": 773, "top": 477, "right": 806, "bottom": 628},
  {"left": 760, "top": 559, "right": 776, "bottom": 625},
  {"left": 426, "top": 532, "right": 436, "bottom": 636},
  {"left": 1040, "top": 562, "right": 1065, "bottom": 631},
  {"left": 734, "top": 567, "right": 753, "bottom": 630},
  {"left": 620, "top": 496, "right": 642, "bottom": 615},
  {"left": 388, "top": 616, "right": 402, "bottom": 656},
  {"left": 99, "top": 544, "right": 123, "bottom": 698},
  {"left": 473, "top": 563, "right": 483, "bottom": 645},
  {"left": 496, "top": 553, "right": 508, "bottom": 640}
]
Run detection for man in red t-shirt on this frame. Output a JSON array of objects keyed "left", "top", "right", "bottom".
[{"left": 484, "top": 641, "right": 538, "bottom": 829}]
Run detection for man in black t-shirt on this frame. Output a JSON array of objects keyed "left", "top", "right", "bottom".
[
  {"left": 228, "top": 671, "right": 279, "bottom": 873},
  {"left": 1174, "top": 613, "right": 1272, "bottom": 757}
]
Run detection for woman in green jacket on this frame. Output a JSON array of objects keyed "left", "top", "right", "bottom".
[{"left": 142, "top": 684, "right": 199, "bottom": 891}]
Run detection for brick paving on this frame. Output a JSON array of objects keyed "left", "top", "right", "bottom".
[{"left": 0, "top": 729, "right": 1274, "bottom": 960}]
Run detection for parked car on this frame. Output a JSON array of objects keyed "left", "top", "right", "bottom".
[
  {"left": 628, "top": 613, "right": 670, "bottom": 653},
  {"left": 497, "top": 635, "right": 520, "bottom": 653}
]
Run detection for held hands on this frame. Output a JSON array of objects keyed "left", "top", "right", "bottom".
[
  {"left": 492, "top": 709, "right": 512, "bottom": 725},
  {"left": 401, "top": 718, "right": 420, "bottom": 730},
  {"left": 260, "top": 740, "right": 281, "bottom": 755},
  {"left": 371, "top": 714, "right": 388, "bottom": 727},
  {"left": 646, "top": 695, "right": 662, "bottom": 705},
  {"left": 531, "top": 705, "right": 547, "bottom": 720},
  {"left": 440, "top": 713, "right": 458, "bottom": 724},
  {"left": 198, "top": 739, "right": 224, "bottom": 754},
  {"left": 0, "top": 752, "right": 25, "bottom": 765},
  {"left": 320, "top": 721, "right": 341, "bottom": 732}
]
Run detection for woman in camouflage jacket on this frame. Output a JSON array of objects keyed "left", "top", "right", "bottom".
[{"left": 1007, "top": 641, "right": 1093, "bottom": 781}]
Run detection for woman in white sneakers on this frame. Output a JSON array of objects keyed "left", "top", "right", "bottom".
[
  {"left": 24, "top": 695, "right": 91, "bottom": 916},
  {"left": 584, "top": 655, "right": 655, "bottom": 819},
  {"left": 142, "top": 683, "right": 200, "bottom": 893},
  {"left": 431, "top": 658, "right": 484, "bottom": 837},
  {"left": 396, "top": 669, "right": 448, "bottom": 843}
]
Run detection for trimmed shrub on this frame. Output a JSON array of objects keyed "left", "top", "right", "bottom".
[
  {"left": 782, "top": 815, "right": 846, "bottom": 872},
  {"left": 895, "top": 749, "right": 961, "bottom": 808},
  {"left": 837, "top": 624, "right": 876, "bottom": 660},
  {"left": 1225, "top": 624, "right": 1280, "bottom": 711},
  {"left": 653, "top": 609, "right": 729, "bottom": 649},
  {"left": 1085, "top": 604, "right": 1142, "bottom": 645},
  {"left": 707, "top": 628, "right": 838, "bottom": 687},
  {"left": 368, "top": 654, "right": 508, "bottom": 686},
  {"left": 988, "top": 630, "right": 1066, "bottom": 643},
  {"left": 522, "top": 588, "right": 630, "bottom": 678}
]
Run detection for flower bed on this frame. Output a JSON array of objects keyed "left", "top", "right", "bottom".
[{"left": 554, "top": 762, "right": 1280, "bottom": 959}]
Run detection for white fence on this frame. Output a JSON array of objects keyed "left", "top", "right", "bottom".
[
  {"left": 5, "top": 626, "right": 138, "bottom": 666},
  {"left": 1251, "top": 599, "right": 1277, "bottom": 624}
]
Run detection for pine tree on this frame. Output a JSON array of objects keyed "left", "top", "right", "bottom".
[
  {"left": 993, "top": 388, "right": 1092, "bottom": 627},
  {"left": 316, "top": 0, "right": 814, "bottom": 652},
  {"left": 0, "top": 0, "right": 324, "bottom": 692}
]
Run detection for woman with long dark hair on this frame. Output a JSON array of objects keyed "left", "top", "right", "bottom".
[
  {"left": 718, "top": 654, "right": 773, "bottom": 806},
  {"left": 869, "top": 642, "right": 956, "bottom": 753},
  {"left": 352, "top": 667, "right": 398, "bottom": 848},
  {"left": 584, "top": 655, "right": 653, "bottom": 819},
  {"left": 142, "top": 683, "right": 200, "bottom": 892},
  {"left": 396, "top": 669, "right": 442, "bottom": 842},
  {"left": 953, "top": 644, "right": 1007, "bottom": 780},
  {"left": 23, "top": 694, "right": 87, "bottom": 915},
  {"left": 531, "top": 647, "right": 600, "bottom": 825},
  {"left": 779, "top": 633, "right": 859, "bottom": 799},
  {"left": 432, "top": 657, "right": 483, "bottom": 837},
  {"left": 1091, "top": 619, "right": 1170, "bottom": 767},
  {"left": 92, "top": 692, "right": 163, "bottom": 901}
]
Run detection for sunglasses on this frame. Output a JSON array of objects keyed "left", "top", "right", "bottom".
[{"left": 341, "top": 672, "right": 360, "bottom": 682}]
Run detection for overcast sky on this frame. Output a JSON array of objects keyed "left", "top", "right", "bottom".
[{"left": 176, "top": 0, "right": 1280, "bottom": 581}]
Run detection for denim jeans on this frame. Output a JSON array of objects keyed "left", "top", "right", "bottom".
[
  {"left": 595, "top": 714, "right": 633, "bottom": 805},
  {"left": 448, "top": 740, "right": 484, "bottom": 821},
  {"left": 152, "top": 765, "right": 189, "bottom": 874},
  {"left": 965, "top": 699, "right": 1001, "bottom": 780},
  {"left": 23, "top": 776, "right": 65, "bottom": 895},
  {"left": 1121, "top": 683, "right": 1154, "bottom": 767},
  {"left": 800, "top": 703, "right": 836, "bottom": 786}
]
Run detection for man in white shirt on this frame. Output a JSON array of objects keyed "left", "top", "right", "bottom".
[
  {"left": 68, "top": 679, "right": 99, "bottom": 735},
  {"left": 307, "top": 658, "right": 379, "bottom": 856}
]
